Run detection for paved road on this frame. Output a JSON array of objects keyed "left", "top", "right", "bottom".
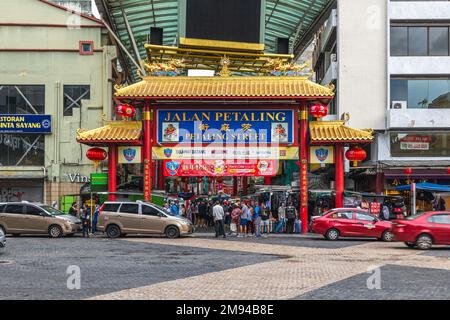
[{"left": 0, "top": 234, "right": 448, "bottom": 300}]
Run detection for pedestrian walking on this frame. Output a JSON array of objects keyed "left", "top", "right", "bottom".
[
  {"left": 276, "top": 203, "right": 286, "bottom": 233},
  {"left": 238, "top": 201, "right": 248, "bottom": 237},
  {"left": 91, "top": 204, "right": 100, "bottom": 234},
  {"left": 213, "top": 201, "right": 226, "bottom": 238},
  {"left": 230, "top": 203, "right": 241, "bottom": 236},
  {"left": 253, "top": 202, "right": 261, "bottom": 238},
  {"left": 81, "top": 210, "right": 91, "bottom": 238},
  {"left": 260, "top": 202, "right": 270, "bottom": 237},
  {"left": 68, "top": 202, "right": 78, "bottom": 217},
  {"left": 286, "top": 204, "right": 297, "bottom": 234}
]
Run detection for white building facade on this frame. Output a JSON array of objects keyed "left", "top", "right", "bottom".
[{"left": 313, "top": 0, "right": 450, "bottom": 195}]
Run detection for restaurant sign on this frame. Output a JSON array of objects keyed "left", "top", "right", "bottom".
[
  {"left": 0, "top": 114, "right": 52, "bottom": 134},
  {"left": 163, "top": 159, "right": 278, "bottom": 177},
  {"left": 157, "top": 109, "right": 295, "bottom": 145}
]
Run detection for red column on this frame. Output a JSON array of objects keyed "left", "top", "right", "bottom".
[
  {"left": 299, "top": 104, "right": 309, "bottom": 233},
  {"left": 233, "top": 177, "right": 238, "bottom": 196},
  {"left": 375, "top": 172, "right": 385, "bottom": 195},
  {"left": 335, "top": 144, "right": 344, "bottom": 208},
  {"left": 157, "top": 160, "right": 164, "bottom": 190},
  {"left": 243, "top": 177, "right": 248, "bottom": 195},
  {"left": 264, "top": 176, "right": 271, "bottom": 185},
  {"left": 108, "top": 144, "right": 117, "bottom": 201},
  {"left": 143, "top": 104, "right": 152, "bottom": 201}
]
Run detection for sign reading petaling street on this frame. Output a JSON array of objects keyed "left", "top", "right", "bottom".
[
  {"left": 157, "top": 109, "right": 295, "bottom": 145},
  {"left": 0, "top": 114, "right": 52, "bottom": 134}
]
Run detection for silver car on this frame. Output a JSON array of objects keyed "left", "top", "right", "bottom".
[{"left": 0, "top": 228, "right": 5, "bottom": 251}]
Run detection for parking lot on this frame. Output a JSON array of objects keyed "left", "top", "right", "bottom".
[{"left": 0, "top": 233, "right": 449, "bottom": 300}]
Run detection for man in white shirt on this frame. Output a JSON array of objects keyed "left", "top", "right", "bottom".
[{"left": 213, "top": 201, "right": 226, "bottom": 238}]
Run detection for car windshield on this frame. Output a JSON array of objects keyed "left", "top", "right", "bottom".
[
  {"left": 40, "top": 205, "right": 65, "bottom": 216},
  {"left": 405, "top": 213, "right": 426, "bottom": 220},
  {"left": 141, "top": 202, "right": 175, "bottom": 216}
]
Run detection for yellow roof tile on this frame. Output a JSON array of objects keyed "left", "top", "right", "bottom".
[
  {"left": 310, "top": 121, "right": 374, "bottom": 143},
  {"left": 114, "top": 76, "right": 335, "bottom": 98},
  {"left": 76, "top": 121, "right": 142, "bottom": 143}
]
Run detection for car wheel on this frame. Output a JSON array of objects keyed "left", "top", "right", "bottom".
[
  {"left": 48, "top": 225, "right": 63, "bottom": 238},
  {"left": 325, "top": 228, "right": 339, "bottom": 241},
  {"left": 404, "top": 242, "right": 415, "bottom": 248},
  {"left": 106, "top": 225, "right": 121, "bottom": 239},
  {"left": 416, "top": 234, "right": 433, "bottom": 250},
  {"left": 165, "top": 226, "right": 180, "bottom": 239},
  {"left": 381, "top": 230, "right": 394, "bottom": 242}
]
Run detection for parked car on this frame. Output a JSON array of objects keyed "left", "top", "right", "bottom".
[
  {"left": 97, "top": 201, "right": 194, "bottom": 239},
  {"left": 0, "top": 228, "right": 5, "bottom": 251},
  {"left": 391, "top": 211, "right": 450, "bottom": 250},
  {"left": 0, "top": 202, "right": 82, "bottom": 238},
  {"left": 311, "top": 208, "right": 393, "bottom": 241}
]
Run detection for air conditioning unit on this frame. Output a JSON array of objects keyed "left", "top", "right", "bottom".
[{"left": 391, "top": 101, "right": 407, "bottom": 109}]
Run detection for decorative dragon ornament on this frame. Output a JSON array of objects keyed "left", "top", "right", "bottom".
[{"left": 144, "top": 59, "right": 186, "bottom": 76}]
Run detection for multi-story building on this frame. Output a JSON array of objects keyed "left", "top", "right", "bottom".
[
  {"left": 312, "top": 0, "right": 450, "bottom": 200},
  {"left": 0, "top": 0, "right": 117, "bottom": 203}
]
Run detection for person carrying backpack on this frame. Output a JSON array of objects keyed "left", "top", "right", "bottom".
[{"left": 285, "top": 204, "right": 297, "bottom": 234}]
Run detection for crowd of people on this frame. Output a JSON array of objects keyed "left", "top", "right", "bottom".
[
  {"left": 164, "top": 199, "right": 301, "bottom": 239},
  {"left": 68, "top": 201, "right": 100, "bottom": 238}
]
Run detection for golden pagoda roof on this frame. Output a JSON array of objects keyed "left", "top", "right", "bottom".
[
  {"left": 310, "top": 121, "right": 374, "bottom": 143},
  {"left": 76, "top": 121, "right": 142, "bottom": 145},
  {"left": 114, "top": 76, "right": 335, "bottom": 99}
]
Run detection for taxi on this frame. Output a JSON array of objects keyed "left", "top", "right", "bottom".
[{"left": 311, "top": 208, "right": 393, "bottom": 241}]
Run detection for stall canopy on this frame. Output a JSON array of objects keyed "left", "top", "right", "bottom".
[{"left": 395, "top": 182, "right": 450, "bottom": 192}]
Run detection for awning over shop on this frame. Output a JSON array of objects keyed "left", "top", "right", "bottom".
[
  {"left": 76, "top": 121, "right": 142, "bottom": 146},
  {"left": 395, "top": 182, "right": 450, "bottom": 192},
  {"left": 114, "top": 76, "right": 335, "bottom": 99},
  {"left": 309, "top": 121, "right": 374, "bottom": 144}
]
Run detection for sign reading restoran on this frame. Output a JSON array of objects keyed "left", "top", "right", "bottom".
[
  {"left": 157, "top": 109, "right": 295, "bottom": 144},
  {"left": 0, "top": 114, "right": 52, "bottom": 134}
]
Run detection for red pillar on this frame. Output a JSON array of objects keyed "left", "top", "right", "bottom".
[
  {"left": 108, "top": 144, "right": 117, "bottom": 201},
  {"left": 264, "top": 176, "right": 271, "bottom": 186},
  {"left": 157, "top": 160, "right": 164, "bottom": 190},
  {"left": 375, "top": 172, "right": 385, "bottom": 195},
  {"left": 243, "top": 177, "right": 248, "bottom": 195},
  {"left": 299, "top": 104, "right": 309, "bottom": 233},
  {"left": 335, "top": 144, "right": 344, "bottom": 208},
  {"left": 233, "top": 177, "right": 238, "bottom": 196},
  {"left": 143, "top": 104, "right": 152, "bottom": 201}
]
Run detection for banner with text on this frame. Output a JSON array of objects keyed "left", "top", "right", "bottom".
[
  {"left": 157, "top": 109, "right": 295, "bottom": 145},
  {"left": 0, "top": 114, "right": 52, "bottom": 134},
  {"left": 163, "top": 159, "right": 278, "bottom": 177}
]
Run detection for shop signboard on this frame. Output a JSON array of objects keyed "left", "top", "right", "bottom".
[
  {"left": 0, "top": 114, "right": 52, "bottom": 134},
  {"left": 310, "top": 146, "right": 334, "bottom": 164},
  {"left": 163, "top": 159, "right": 278, "bottom": 177},
  {"left": 400, "top": 142, "right": 429, "bottom": 151},
  {"left": 157, "top": 109, "right": 295, "bottom": 145},
  {"left": 118, "top": 146, "right": 142, "bottom": 164},
  {"left": 90, "top": 173, "right": 108, "bottom": 192},
  {"left": 152, "top": 146, "right": 299, "bottom": 160}
]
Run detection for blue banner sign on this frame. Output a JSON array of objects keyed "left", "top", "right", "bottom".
[
  {"left": 0, "top": 114, "right": 52, "bottom": 134},
  {"left": 157, "top": 109, "right": 295, "bottom": 145}
]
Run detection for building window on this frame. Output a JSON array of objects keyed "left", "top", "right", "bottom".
[
  {"left": 390, "top": 132, "right": 450, "bottom": 157},
  {"left": 0, "top": 85, "right": 45, "bottom": 114},
  {"left": 0, "top": 85, "right": 45, "bottom": 166},
  {"left": 63, "top": 85, "right": 90, "bottom": 116},
  {"left": 390, "top": 78, "right": 450, "bottom": 109},
  {"left": 390, "top": 25, "right": 450, "bottom": 56},
  {"left": 79, "top": 41, "right": 93, "bottom": 55}
]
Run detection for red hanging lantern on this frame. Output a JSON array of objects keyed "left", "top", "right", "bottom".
[
  {"left": 86, "top": 147, "right": 107, "bottom": 161},
  {"left": 116, "top": 104, "right": 136, "bottom": 118},
  {"left": 86, "top": 147, "right": 107, "bottom": 171},
  {"left": 345, "top": 146, "right": 366, "bottom": 167},
  {"left": 403, "top": 168, "right": 413, "bottom": 175},
  {"left": 310, "top": 104, "right": 328, "bottom": 119}
]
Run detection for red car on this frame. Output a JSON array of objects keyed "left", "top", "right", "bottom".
[
  {"left": 391, "top": 211, "right": 450, "bottom": 250},
  {"left": 311, "top": 208, "right": 393, "bottom": 241}
]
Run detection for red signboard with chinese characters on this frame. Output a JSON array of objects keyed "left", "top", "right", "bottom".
[{"left": 163, "top": 159, "right": 278, "bottom": 177}]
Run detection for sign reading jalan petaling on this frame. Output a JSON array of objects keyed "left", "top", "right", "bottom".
[
  {"left": 0, "top": 114, "right": 52, "bottom": 134},
  {"left": 157, "top": 109, "right": 295, "bottom": 145}
]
